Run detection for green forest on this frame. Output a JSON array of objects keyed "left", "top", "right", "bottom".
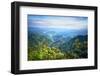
[{"left": 28, "top": 31, "right": 88, "bottom": 61}]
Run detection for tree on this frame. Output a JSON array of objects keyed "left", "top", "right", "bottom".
[
  {"left": 28, "top": 43, "right": 65, "bottom": 60},
  {"left": 71, "top": 38, "right": 87, "bottom": 58}
]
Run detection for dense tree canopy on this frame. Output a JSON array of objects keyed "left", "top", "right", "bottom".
[{"left": 28, "top": 31, "right": 88, "bottom": 60}]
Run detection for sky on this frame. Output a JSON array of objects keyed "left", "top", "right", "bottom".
[{"left": 28, "top": 15, "right": 88, "bottom": 30}]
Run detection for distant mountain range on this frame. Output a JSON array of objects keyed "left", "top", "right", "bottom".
[{"left": 28, "top": 26, "right": 87, "bottom": 42}]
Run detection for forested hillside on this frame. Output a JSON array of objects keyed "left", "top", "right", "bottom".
[{"left": 28, "top": 27, "right": 88, "bottom": 60}]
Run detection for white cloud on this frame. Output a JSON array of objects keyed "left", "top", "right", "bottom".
[
  {"left": 31, "top": 19, "right": 87, "bottom": 30},
  {"left": 29, "top": 15, "right": 88, "bottom": 30}
]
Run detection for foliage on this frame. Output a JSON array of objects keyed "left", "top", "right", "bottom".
[
  {"left": 28, "top": 31, "right": 88, "bottom": 60},
  {"left": 28, "top": 44, "right": 65, "bottom": 60}
]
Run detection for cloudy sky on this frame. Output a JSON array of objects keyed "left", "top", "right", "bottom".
[{"left": 28, "top": 15, "right": 88, "bottom": 30}]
